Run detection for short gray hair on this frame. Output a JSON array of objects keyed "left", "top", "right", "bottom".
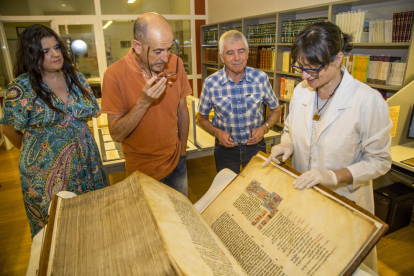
[{"left": 219, "top": 30, "right": 249, "bottom": 55}]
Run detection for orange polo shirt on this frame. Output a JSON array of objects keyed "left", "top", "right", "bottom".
[{"left": 101, "top": 48, "right": 192, "bottom": 179}]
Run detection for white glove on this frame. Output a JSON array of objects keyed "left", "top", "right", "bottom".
[
  {"left": 262, "top": 138, "right": 293, "bottom": 166},
  {"left": 293, "top": 169, "right": 338, "bottom": 189}
]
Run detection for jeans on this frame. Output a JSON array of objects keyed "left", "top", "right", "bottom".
[
  {"left": 214, "top": 138, "right": 267, "bottom": 174},
  {"left": 159, "top": 155, "right": 188, "bottom": 197}
]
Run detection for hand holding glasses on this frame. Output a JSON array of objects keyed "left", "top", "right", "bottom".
[{"left": 230, "top": 127, "right": 252, "bottom": 146}]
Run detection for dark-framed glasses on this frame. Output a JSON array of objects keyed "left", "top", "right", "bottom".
[
  {"left": 230, "top": 127, "right": 252, "bottom": 146},
  {"left": 290, "top": 63, "right": 325, "bottom": 77},
  {"left": 147, "top": 40, "right": 179, "bottom": 79}
]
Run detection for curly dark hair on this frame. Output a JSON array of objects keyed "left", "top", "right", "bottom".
[
  {"left": 13, "top": 24, "right": 92, "bottom": 113},
  {"left": 291, "top": 21, "right": 353, "bottom": 67}
]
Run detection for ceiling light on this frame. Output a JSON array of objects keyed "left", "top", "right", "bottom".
[
  {"left": 61, "top": 4, "right": 66, "bottom": 6},
  {"left": 103, "top": 21, "right": 113, "bottom": 29},
  {"left": 127, "top": 0, "right": 136, "bottom": 3}
]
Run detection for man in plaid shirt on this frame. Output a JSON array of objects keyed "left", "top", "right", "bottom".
[{"left": 197, "top": 30, "right": 280, "bottom": 173}]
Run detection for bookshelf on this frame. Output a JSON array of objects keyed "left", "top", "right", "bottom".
[{"left": 200, "top": 0, "right": 414, "bottom": 131}]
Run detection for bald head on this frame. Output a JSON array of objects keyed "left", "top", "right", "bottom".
[{"left": 133, "top": 12, "right": 172, "bottom": 45}]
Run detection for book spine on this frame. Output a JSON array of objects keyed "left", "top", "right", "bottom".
[{"left": 392, "top": 13, "right": 398, "bottom": 42}]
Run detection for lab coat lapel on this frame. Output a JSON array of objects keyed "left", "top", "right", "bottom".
[
  {"left": 315, "top": 71, "right": 353, "bottom": 143},
  {"left": 302, "top": 85, "right": 315, "bottom": 137}
]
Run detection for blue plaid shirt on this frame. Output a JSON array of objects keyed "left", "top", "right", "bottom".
[{"left": 198, "top": 66, "right": 278, "bottom": 141}]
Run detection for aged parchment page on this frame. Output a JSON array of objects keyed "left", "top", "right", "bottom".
[
  {"left": 202, "top": 155, "right": 376, "bottom": 276},
  {"left": 51, "top": 173, "right": 178, "bottom": 276},
  {"left": 139, "top": 171, "right": 247, "bottom": 276}
]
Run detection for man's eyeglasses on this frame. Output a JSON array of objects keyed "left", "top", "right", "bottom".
[
  {"left": 147, "top": 40, "right": 179, "bottom": 79},
  {"left": 291, "top": 54, "right": 339, "bottom": 77},
  {"left": 230, "top": 127, "right": 252, "bottom": 146}
]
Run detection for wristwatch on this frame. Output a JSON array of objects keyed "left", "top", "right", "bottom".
[{"left": 264, "top": 122, "right": 269, "bottom": 133}]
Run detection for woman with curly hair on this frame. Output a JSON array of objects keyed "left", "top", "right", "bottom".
[{"left": 0, "top": 24, "right": 108, "bottom": 238}]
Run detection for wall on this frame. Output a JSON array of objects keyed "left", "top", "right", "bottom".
[{"left": 207, "top": 0, "right": 342, "bottom": 23}]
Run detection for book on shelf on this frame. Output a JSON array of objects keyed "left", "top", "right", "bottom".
[
  {"left": 282, "top": 51, "right": 291, "bottom": 73},
  {"left": 206, "top": 67, "right": 219, "bottom": 77},
  {"left": 278, "top": 102, "right": 289, "bottom": 124},
  {"left": 205, "top": 48, "right": 218, "bottom": 63},
  {"left": 393, "top": 11, "right": 414, "bottom": 42},
  {"left": 38, "top": 153, "right": 388, "bottom": 276},
  {"left": 279, "top": 77, "right": 299, "bottom": 99}
]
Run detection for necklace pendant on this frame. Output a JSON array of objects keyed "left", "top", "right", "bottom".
[{"left": 313, "top": 112, "right": 320, "bottom": 121}]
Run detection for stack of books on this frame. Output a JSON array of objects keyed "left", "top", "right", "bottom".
[
  {"left": 392, "top": 11, "right": 414, "bottom": 42},
  {"left": 204, "top": 28, "right": 218, "bottom": 45},
  {"left": 280, "top": 17, "right": 328, "bottom": 43},
  {"left": 204, "top": 48, "right": 218, "bottom": 63},
  {"left": 342, "top": 54, "right": 406, "bottom": 86},
  {"left": 246, "top": 22, "right": 276, "bottom": 44},
  {"left": 279, "top": 77, "right": 300, "bottom": 99}
]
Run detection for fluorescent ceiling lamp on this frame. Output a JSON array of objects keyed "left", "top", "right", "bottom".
[
  {"left": 128, "top": 0, "right": 136, "bottom": 3},
  {"left": 103, "top": 21, "right": 113, "bottom": 29}
]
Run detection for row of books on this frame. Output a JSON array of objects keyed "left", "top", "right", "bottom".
[
  {"left": 247, "top": 46, "right": 275, "bottom": 70},
  {"left": 280, "top": 17, "right": 328, "bottom": 43},
  {"left": 335, "top": 10, "right": 379, "bottom": 43},
  {"left": 204, "top": 48, "right": 218, "bottom": 63},
  {"left": 393, "top": 11, "right": 414, "bottom": 42},
  {"left": 335, "top": 10, "right": 413, "bottom": 43},
  {"left": 279, "top": 77, "right": 300, "bottom": 99},
  {"left": 342, "top": 55, "right": 407, "bottom": 86},
  {"left": 246, "top": 23, "right": 276, "bottom": 44},
  {"left": 204, "top": 28, "right": 218, "bottom": 45},
  {"left": 223, "top": 26, "right": 242, "bottom": 33},
  {"left": 278, "top": 103, "right": 290, "bottom": 125},
  {"left": 368, "top": 20, "right": 393, "bottom": 43}
]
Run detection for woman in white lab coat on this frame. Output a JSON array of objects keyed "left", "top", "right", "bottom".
[{"left": 263, "top": 22, "right": 392, "bottom": 271}]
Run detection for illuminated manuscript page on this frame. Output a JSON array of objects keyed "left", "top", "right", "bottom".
[
  {"left": 139, "top": 172, "right": 247, "bottom": 276},
  {"left": 202, "top": 155, "right": 376, "bottom": 276}
]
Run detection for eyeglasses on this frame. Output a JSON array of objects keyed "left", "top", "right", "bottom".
[
  {"left": 291, "top": 54, "right": 339, "bottom": 77},
  {"left": 290, "top": 63, "right": 325, "bottom": 77},
  {"left": 230, "top": 127, "right": 252, "bottom": 146},
  {"left": 147, "top": 40, "right": 179, "bottom": 79}
]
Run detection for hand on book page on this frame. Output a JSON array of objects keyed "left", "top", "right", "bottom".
[
  {"left": 262, "top": 138, "right": 293, "bottom": 166},
  {"left": 293, "top": 169, "right": 338, "bottom": 189}
]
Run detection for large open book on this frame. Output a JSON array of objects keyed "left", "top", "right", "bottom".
[{"left": 38, "top": 152, "right": 387, "bottom": 276}]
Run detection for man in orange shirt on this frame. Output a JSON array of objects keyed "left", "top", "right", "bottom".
[{"left": 101, "top": 12, "right": 192, "bottom": 196}]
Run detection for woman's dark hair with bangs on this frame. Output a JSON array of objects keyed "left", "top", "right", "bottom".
[
  {"left": 13, "top": 24, "right": 92, "bottom": 113},
  {"left": 291, "top": 21, "right": 353, "bottom": 67}
]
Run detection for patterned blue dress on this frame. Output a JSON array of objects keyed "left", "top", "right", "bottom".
[{"left": 0, "top": 72, "right": 109, "bottom": 238}]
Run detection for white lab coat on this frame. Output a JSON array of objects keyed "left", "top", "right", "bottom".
[{"left": 283, "top": 67, "right": 392, "bottom": 213}]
